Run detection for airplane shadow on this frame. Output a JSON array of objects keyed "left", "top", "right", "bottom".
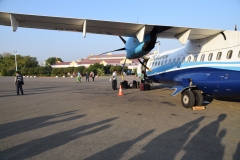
[{"left": 0, "top": 117, "right": 117, "bottom": 160}]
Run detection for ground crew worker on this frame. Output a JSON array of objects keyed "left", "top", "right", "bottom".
[
  {"left": 14, "top": 71, "right": 24, "bottom": 95},
  {"left": 139, "top": 71, "right": 146, "bottom": 83}
]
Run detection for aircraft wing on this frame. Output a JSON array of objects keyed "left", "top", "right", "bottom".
[{"left": 0, "top": 11, "right": 224, "bottom": 42}]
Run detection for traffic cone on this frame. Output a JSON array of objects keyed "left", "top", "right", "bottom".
[{"left": 118, "top": 85, "right": 124, "bottom": 96}]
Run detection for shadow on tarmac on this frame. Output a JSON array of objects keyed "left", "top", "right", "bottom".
[
  {"left": 0, "top": 117, "right": 117, "bottom": 160},
  {"left": 83, "top": 114, "right": 230, "bottom": 160},
  {"left": 85, "top": 130, "right": 155, "bottom": 160},
  {"left": 0, "top": 110, "right": 83, "bottom": 140},
  {"left": 233, "top": 142, "right": 240, "bottom": 160}
]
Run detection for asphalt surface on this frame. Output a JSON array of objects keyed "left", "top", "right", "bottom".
[{"left": 0, "top": 76, "right": 240, "bottom": 160}]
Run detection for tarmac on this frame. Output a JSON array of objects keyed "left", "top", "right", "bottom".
[{"left": 0, "top": 76, "right": 240, "bottom": 160}]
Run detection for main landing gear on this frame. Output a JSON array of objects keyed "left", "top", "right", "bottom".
[{"left": 181, "top": 89, "right": 203, "bottom": 108}]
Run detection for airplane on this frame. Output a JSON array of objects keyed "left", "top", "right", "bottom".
[{"left": 0, "top": 11, "right": 239, "bottom": 108}]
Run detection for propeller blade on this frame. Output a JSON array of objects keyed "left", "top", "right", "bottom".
[
  {"left": 138, "top": 58, "right": 152, "bottom": 72},
  {"left": 99, "top": 47, "right": 125, "bottom": 55},
  {"left": 121, "top": 58, "right": 127, "bottom": 80},
  {"left": 119, "top": 36, "right": 126, "bottom": 44}
]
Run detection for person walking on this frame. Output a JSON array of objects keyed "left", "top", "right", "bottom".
[
  {"left": 91, "top": 71, "right": 95, "bottom": 81},
  {"left": 14, "top": 71, "right": 24, "bottom": 95},
  {"left": 77, "top": 72, "right": 81, "bottom": 83},
  {"left": 112, "top": 69, "right": 117, "bottom": 90},
  {"left": 86, "top": 71, "right": 89, "bottom": 82}
]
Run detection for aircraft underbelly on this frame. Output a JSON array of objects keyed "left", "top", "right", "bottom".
[{"left": 148, "top": 68, "right": 240, "bottom": 97}]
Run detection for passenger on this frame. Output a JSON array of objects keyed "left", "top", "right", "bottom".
[
  {"left": 139, "top": 71, "right": 146, "bottom": 83},
  {"left": 14, "top": 71, "right": 24, "bottom": 95},
  {"left": 77, "top": 72, "right": 81, "bottom": 83},
  {"left": 91, "top": 71, "right": 95, "bottom": 81},
  {"left": 112, "top": 69, "right": 117, "bottom": 90},
  {"left": 86, "top": 72, "right": 89, "bottom": 82}
]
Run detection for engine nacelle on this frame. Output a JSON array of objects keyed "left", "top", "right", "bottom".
[{"left": 125, "top": 33, "right": 156, "bottom": 59}]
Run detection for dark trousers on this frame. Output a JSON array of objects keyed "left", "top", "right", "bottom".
[
  {"left": 92, "top": 77, "right": 95, "bottom": 81},
  {"left": 86, "top": 76, "right": 89, "bottom": 82},
  {"left": 112, "top": 80, "right": 117, "bottom": 90},
  {"left": 16, "top": 82, "right": 23, "bottom": 95}
]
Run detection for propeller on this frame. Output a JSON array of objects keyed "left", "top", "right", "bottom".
[
  {"left": 138, "top": 58, "right": 152, "bottom": 72},
  {"left": 99, "top": 36, "right": 128, "bottom": 80}
]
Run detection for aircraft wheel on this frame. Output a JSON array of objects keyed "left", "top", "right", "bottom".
[
  {"left": 181, "top": 90, "right": 195, "bottom": 108},
  {"left": 192, "top": 90, "right": 203, "bottom": 106}
]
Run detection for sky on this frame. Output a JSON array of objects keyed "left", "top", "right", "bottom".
[{"left": 0, "top": 0, "right": 240, "bottom": 62}]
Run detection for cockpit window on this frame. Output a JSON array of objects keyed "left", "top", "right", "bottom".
[
  {"left": 226, "top": 50, "right": 232, "bottom": 59},
  {"left": 216, "top": 52, "right": 222, "bottom": 60},
  {"left": 208, "top": 53, "right": 213, "bottom": 61}
]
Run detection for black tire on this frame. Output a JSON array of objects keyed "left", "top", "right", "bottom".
[
  {"left": 181, "top": 90, "right": 195, "bottom": 108},
  {"left": 192, "top": 90, "right": 203, "bottom": 106}
]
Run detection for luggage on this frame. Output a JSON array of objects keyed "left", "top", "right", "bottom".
[
  {"left": 132, "top": 80, "right": 137, "bottom": 88},
  {"left": 137, "top": 81, "right": 140, "bottom": 88},
  {"left": 140, "top": 83, "right": 144, "bottom": 91},
  {"left": 144, "top": 83, "right": 150, "bottom": 91},
  {"left": 120, "top": 80, "right": 129, "bottom": 89}
]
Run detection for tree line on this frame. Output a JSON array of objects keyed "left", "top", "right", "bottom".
[{"left": 0, "top": 53, "right": 130, "bottom": 77}]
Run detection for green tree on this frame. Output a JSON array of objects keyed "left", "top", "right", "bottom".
[
  {"left": 74, "top": 66, "right": 85, "bottom": 75},
  {"left": 46, "top": 57, "right": 63, "bottom": 65},
  {"left": 28, "top": 68, "right": 34, "bottom": 75},
  {"left": 96, "top": 68, "right": 105, "bottom": 76},
  {"left": 51, "top": 68, "right": 58, "bottom": 76},
  {"left": 21, "top": 68, "right": 29, "bottom": 75},
  {"left": 1, "top": 68, "right": 7, "bottom": 76},
  {"left": 34, "top": 67, "right": 39, "bottom": 75}
]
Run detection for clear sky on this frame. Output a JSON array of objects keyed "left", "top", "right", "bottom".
[{"left": 0, "top": 0, "right": 239, "bottom": 62}]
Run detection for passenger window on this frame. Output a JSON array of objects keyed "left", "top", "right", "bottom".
[
  {"left": 208, "top": 53, "right": 213, "bottom": 61},
  {"left": 182, "top": 57, "right": 185, "bottom": 63},
  {"left": 177, "top": 58, "right": 180, "bottom": 63},
  {"left": 172, "top": 59, "right": 176, "bottom": 64},
  {"left": 216, "top": 52, "right": 222, "bottom": 60},
  {"left": 161, "top": 61, "right": 164, "bottom": 65},
  {"left": 164, "top": 60, "right": 167, "bottom": 65},
  {"left": 168, "top": 59, "right": 172, "bottom": 65},
  {"left": 158, "top": 61, "right": 161, "bottom": 66},
  {"left": 187, "top": 56, "right": 191, "bottom": 63},
  {"left": 194, "top": 55, "right": 198, "bottom": 62},
  {"left": 200, "top": 54, "right": 205, "bottom": 62},
  {"left": 155, "top": 61, "right": 157, "bottom": 66},
  {"left": 226, "top": 50, "right": 232, "bottom": 59}
]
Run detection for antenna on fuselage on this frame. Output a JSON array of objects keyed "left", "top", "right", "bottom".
[{"left": 235, "top": 24, "right": 237, "bottom": 31}]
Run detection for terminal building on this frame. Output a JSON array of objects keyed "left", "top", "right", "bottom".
[{"left": 51, "top": 53, "right": 142, "bottom": 70}]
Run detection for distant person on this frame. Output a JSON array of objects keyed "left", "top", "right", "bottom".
[
  {"left": 77, "top": 72, "right": 81, "bottom": 83},
  {"left": 112, "top": 69, "right": 117, "bottom": 90},
  {"left": 91, "top": 71, "right": 95, "bottom": 81},
  {"left": 14, "top": 71, "right": 24, "bottom": 95},
  {"left": 86, "top": 72, "right": 89, "bottom": 82}
]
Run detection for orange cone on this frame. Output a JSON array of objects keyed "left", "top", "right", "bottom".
[{"left": 118, "top": 85, "right": 124, "bottom": 96}]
